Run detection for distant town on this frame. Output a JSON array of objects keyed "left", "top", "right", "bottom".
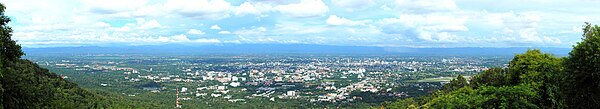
[{"left": 26, "top": 55, "right": 510, "bottom": 108}]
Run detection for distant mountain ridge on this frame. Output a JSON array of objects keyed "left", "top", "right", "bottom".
[{"left": 22, "top": 44, "right": 572, "bottom": 56}]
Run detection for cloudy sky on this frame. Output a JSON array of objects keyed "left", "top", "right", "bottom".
[{"left": 3, "top": 0, "right": 600, "bottom": 48}]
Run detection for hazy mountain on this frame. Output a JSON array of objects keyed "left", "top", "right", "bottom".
[{"left": 22, "top": 44, "right": 572, "bottom": 56}]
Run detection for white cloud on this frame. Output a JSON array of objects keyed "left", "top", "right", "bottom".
[
  {"left": 15, "top": 33, "right": 221, "bottom": 46},
  {"left": 377, "top": 14, "right": 468, "bottom": 42},
  {"left": 326, "top": 15, "right": 371, "bottom": 26},
  {"left": 7, "top": 0, "right": 599, "bottom": 48},
  {"left": 484, "top": 12, "right": 540, "bottom": 29},
  {"left": 112, "top": 26, "right": 131, "bottom": 32},
  {"left": 394, "top": 0, "right": 457, "bottom": 13},
  {"left": 274, "top": 23, "right": 328, "bottom": 34},
  {"left": 169, "top": 34, "right": 191, "bottom": 42},
  {"left": 381, "top": 5, "right": 392, "bottom": 11},
  {"left": 187, "top": 29, "right": 205, "bottom": 35},
  {"left": 105, "top": 19, "right": 163, "bottom": 32},
  {"left": 192, "top": 38, "right": 221, "bottom": 43},
  {"left": 478, "top": 12, "right": 561, "bottom": 44},
  {"left": 158, "top": 34, "right": 221, "bottom": 43},
  {"left": 234, "top": 2, "right": 261, "bottom": 16},
  {"left": 379, "top": 14, "right": 468, "bottom": 32},
  {"left": 257, "top": 27, "right": 267, "bottom": 32},
  {"left": 164, "top": 0, "right": 232, "bottom": 19},
  {"left": 12, "top": 31, "right": 47, "bottom": 41},
  {"left": 274, "top": 0, "right": 329, "bottom": 18},
  {"left": 233, "top": 27, "right": 268, "bottom": 35},
  {"left": 234, "top": 2, "right": 272, "bottom": 16},
  {"left": 93, "top": 22, "right": 111, "bottom": 28},
  {"left": 137, "top": 19, "right": 162, "bottom": 29},
  {"left": 210, "top": 25, "right": 222, "bottom": 30},
  {"left": 218, "top": 31, "right": 231, "bottom": 34},
  {"left": 332, "top": 0, "right": 375, "bottom": 11},
  {"left": 82, "top": 0, "right": 148, "bottom": 14},
  {"left": 417, "top": 32, "right": 460, "bottom": 43},
  {"left": 131, "top": 4, "right": 168, "bottom": 17}
]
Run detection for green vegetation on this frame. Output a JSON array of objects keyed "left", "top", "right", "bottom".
[
  {"left": 0, "top": 3, "right": 154, "bottom": 108},
  {"left": 441, "top": 75, "right": 467, "bottom": 92},
  {"left": 564, "top": 22, "right": 600, "bottom": 108},
  {"left": 383, "top": 23, "right": 600, "bottom": 108},
  {"left": 413, "top": 76, "right": 460, "bottom": 83},
  {"left": 1, "top": 1, "right": 600, "bottom": 108}
]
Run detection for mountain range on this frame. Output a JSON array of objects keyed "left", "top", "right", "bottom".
[{"left": 22, "top": 44, "right": 572, "bottom": 56}]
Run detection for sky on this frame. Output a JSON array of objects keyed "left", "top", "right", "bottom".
[{"left": 2, "top": 0, "right": 600, "bottom": 48}]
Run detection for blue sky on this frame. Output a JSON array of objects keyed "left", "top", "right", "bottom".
[{"left": 3, "top": 0, "right": 600, "bottom": 48}]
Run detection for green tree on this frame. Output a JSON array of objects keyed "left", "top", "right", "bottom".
[
  {"left": 0, "top": 3, "right": 153, "bottom": 108},
  {"left": 0, "top": 3, "right": 23, "bottom": 66},
  {"left": 508, "top": 49, "right": 565, "bottom": 108},
  {"left": 441, "top": 75, "right": 468, "bottom": 92},
  {"left": 508, "top": 49, "right": 563, "bottom": 85},
  {"left": 388, "top": 49, "right": 566, "bottom": 109},
  {"left": 564, "top": 22, "right": 600, "bottom": 108},
  {"left": 470, "top": 67, "right": 510, "bottom": 88},
  {"left": 425, "top": 85, "right": 538, "bottom": 109},
  {"left": 386, "top": 98, "right": 418, "bottom": 109},
  {"left": 0, "top": 3, "right": 21, "bottom": 108}
]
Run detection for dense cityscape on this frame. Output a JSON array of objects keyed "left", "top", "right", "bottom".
[{"left": 26, "top": 55, "right": 510, "bottom": 108}]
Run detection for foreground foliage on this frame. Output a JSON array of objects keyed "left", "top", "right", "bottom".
[
  {"left": 385, "top": 23, "right": 600, "bottom": 109},
  {"left": 564, "top": 22, "right": 600, "bottom": 108},
  {"left": 0, "top": 3, "right": 154, "bottom": 108},
  {"left": 1, "top": 60, "right": 154, "bottom": 108}
]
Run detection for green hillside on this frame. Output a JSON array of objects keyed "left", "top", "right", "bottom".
[
  {"left": 0, "top": 3, "right": 155, "bottom": 108},
  {"left": 383, "top": 23, "right": 600, "bottom": 109}
]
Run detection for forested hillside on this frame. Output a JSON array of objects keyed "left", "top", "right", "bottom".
[
  {"left": 0, "top": 3, "right": 153, "bottom": 108},
  {"left": 384, "top": 23, "right": 600, "bottom": 109}
]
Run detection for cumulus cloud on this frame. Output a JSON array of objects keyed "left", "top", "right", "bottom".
[
  {"left": 331, "top": 0, "right": 375, "bottom": 11},
  {"left": 187, "top": 29, "right": 205, "bottom": 35},
  {"left": 218, "top": 31, "right": 231, "bottom": 34},
  {"left": 377, "top": 14, "right": 468, "bottom": 42},
  {"left": 326, "top": 15, "right": 371, "bottom": 26},
  {"left": 14, "top": 32, "right": 220, "bottom": 47},
  {"left": 192, "top": 38, "right": 221, "bottom": 43},
  {"left": 274, "top": 23, "right": 328, "bottom": 34},
  {"left": 137, "top": 19, "right": 162, "bottom": 29},
  {"left": 92, "top": 22, "right": 111, "bottom": 28},
  {"left": 378, "top": 14, "right": 468, "bottom": 32},
  {"left": 152, "top": 34, "right": 221, "bottom": 43},
  {"left": 234, "top": 2, "right": 272, "bottom": 16},
  {"left": 257, "top": 27, "right": 267, "bottom": 32},
  {"left": 234, "top": 2, "right": 261, "bottom": 16},
  {"left": 380, "top": 5, "right": 392, "bottom": 11},
  {"left": 169, "top": 34, "right": 191, "bottom": 42},
  {"left": 164, "top": 0, "right": 232, "bottom": 19},
  {"left": 6, "top": 0, "right": 599, "bottom": 47},
  {"left": 479, "top": 12, "right": 561, "bottom": 45},
  {"left": 394, "top": 0, "right": 457, "bottom": 13},
  {"left": 233, "top": 26, "right": 268, "bottom": 36},
  {"left": 82, "top": 0, "right": 148, "bottom": 14},
  {"left": 274, "top": 0, "right": 329, "bottom": 18},
  {"left": 111, "top": 26, "right": 131, "bottom": 32},
  {"left": 210, "top": 25, "right": 222, "bottom": 30},
  {"left": 78, "top": 0, "right": 168, "bottom": 18}
]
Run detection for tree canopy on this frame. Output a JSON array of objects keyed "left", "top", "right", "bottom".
[
  {"left": 441, "top": 75, "right": 468, "bottom": 92},
  {"left": 385, "top": 23, "right": 600, "bottom": 108},
  {"left": 564, "top": 22, "right": 600, "bottom": 108},
  {"left": 0, "top": 3, "right": 154, "bottom": 108},
  {"left": 0, "top": 3, "right": 23, "bottom": 66}
]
